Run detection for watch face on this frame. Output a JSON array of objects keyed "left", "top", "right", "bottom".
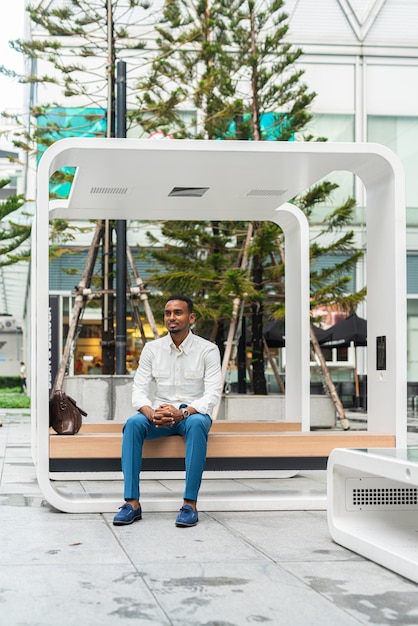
[{"left": 182, "top": 408, "right": 190, "bottom": 418}]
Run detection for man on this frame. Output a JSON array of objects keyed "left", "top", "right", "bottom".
[
  {"left": 19, "top": 362, "right": 26, "bottom": 394},
  {"left": 113, "top": 295, "right": 222, "bottom": 528}
]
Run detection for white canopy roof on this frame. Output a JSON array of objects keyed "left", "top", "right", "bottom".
[{"left": 48, "top": 138, "right": 394, "bottom": 222}]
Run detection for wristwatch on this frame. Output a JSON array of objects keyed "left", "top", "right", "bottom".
[{"left": 181, "top": 407, "right": 190, "bottom": 420}]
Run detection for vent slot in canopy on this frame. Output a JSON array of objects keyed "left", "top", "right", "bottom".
[
  {"left": 247, "top": 189, "right": 287, "bottom": 197},
  {"left": 168, "top": 187, "right": 209, "bottom": 197},
  {"left": 90, "top": 187, "right": 128, "bottom": 195}
]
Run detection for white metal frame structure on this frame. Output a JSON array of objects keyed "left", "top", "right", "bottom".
[{"left": 32, "top": 138, "right": 406, "bottom": 513}]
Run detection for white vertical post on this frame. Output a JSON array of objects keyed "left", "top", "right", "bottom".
[
  {"left": 361, "top": 154, "right": 407, "bottom": 446},
  {"left": 273, "top": 204, "right": 311, "bottom": 431}
]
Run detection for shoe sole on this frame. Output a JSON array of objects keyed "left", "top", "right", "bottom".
[
  {"left": 175, "top": 519, "right": 198, "bottom": 527},
  {"left": 113, "top": 514, "right": 142, "bottom": 526}
]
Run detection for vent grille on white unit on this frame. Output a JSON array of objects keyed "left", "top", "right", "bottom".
[{"left": 346, "top": 477, "right": 418, "bottom": 511}]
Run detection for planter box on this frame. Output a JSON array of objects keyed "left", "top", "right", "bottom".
[
  {"left": 218, "top": 394, "right": 336, "bottom": 428},
  {"left": 63, "top": 375, "right": 133, "bottom": 423},
  {"left": 63, "top": 377, "right": 336, "bottom": 428}
]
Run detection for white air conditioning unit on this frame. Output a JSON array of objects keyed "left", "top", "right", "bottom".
[
  {"left": 328, "top": 448, "right": 418, "bottom": 585},
  {"left": 0, "top": 317, "right": 21, "bottom": 332}
]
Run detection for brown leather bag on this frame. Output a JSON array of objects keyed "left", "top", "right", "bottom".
[{"left": 49, "top": 390, "right": 87, "bottom": 435}]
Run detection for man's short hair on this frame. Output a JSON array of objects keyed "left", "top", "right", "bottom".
[{"left": 166, "top": 294, "right": 194, "bottom": 313}]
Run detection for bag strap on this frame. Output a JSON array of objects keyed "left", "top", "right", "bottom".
[{"left": 66, "top": 394, "right": 88, "bottom": 416}]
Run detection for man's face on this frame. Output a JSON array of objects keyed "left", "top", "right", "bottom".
[{"left": 164, "top": 299, "right": 195, "bottom": 335}]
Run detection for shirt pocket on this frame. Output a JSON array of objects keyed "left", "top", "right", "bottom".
[
  {"left": 184, "top": 369, "right": 204, "bottom": 381},
  {"left": 152, "top": 369, "right": 170, "bottom": 380}
]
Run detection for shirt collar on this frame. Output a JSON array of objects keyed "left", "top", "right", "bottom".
[{"left": 167, "top": 330, "right": 193, "bottom": 354}]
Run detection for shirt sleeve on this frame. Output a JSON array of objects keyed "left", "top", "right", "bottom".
[
  {"left": 189, "top": 344, "right": 223, "bottom": 417},
  {"left": 131, "top": 344, "right": 154, "bottom": 411}
]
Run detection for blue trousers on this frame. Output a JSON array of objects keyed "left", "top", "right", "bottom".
[{"left": 121, "top": 412, "right": 212, "bottom": 502}]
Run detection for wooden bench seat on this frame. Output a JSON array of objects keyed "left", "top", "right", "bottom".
[{"left": 49, "top": 420, "right": 396, "bottom": 473}]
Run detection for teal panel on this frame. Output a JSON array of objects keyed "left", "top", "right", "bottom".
[{"left": 37, "top": 107, "right": 107, "bottom": 199}]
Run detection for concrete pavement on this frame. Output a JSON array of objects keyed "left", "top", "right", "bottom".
[{"left": 1, "top": 410, "right": 417, "bottom": 625}]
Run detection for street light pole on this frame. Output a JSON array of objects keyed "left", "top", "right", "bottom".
[
  {"left": 115, "top": 60, "right": 127, "bottom": 375},
  {"left": 101, "top": 0, "right": 116, "bottom": 374}
]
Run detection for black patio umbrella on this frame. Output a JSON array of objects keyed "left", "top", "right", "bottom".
[
  {"left": 318, "top": 312, "right": 367, "bottom": 406},
  {"left": 263, "top": 319, "right": 328, "bottom": 348},
  {"left": 318, "top": 313, "right": 367, "bottom": 348},
  {"left": 263, "top": 319, "right": 286, "bottom": 347}
]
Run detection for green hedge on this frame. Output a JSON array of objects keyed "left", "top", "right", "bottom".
[
  {"left": 0, "top": 394, "right": 30, "bottom": 409},
  {"left": 0, "top": 377, "right": 21, "bottom": 389}
]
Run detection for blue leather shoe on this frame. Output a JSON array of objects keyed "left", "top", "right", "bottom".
[
  {"left": 175, "top": 505, "right": 198, "bottom": 527},
  {"left": 113, "top": 503, "right": 142, "bottom": 526}
]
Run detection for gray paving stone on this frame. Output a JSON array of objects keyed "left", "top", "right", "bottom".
[
  {"left": 282, "top": 560, "right": 418, "bottom": 626},
  {"left": 138, "top": 561, "right": 363, "bottom": 626},
  {"left": 0, "top": 565, "right": 171, "bottom": 626},
  {"left": 109, "top": 511, "right": 265, "bottom": 565},
  {"left": 213, "top": 510, "right": 360, "bottom": 562},
  {"left": 0, "top": 508, "right": 130, "bottom": 566}
]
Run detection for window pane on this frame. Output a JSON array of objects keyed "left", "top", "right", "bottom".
[
  {"left": 368, "top": 116, "right": 418, "bottom": 212},
  {"left": 407, "top": 255, "right": 418, "bottom": 295}
]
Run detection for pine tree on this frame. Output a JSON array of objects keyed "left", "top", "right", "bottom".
[
  {"left": 2, "top": 0, "right": 156, "bottom": 165},
  {"left": 0, "top": 179, "right": 31, "bottom": 267},
  {"left": 224, "top": 0, "right": 316, "bottom": 392},
  {"left": 132, "top": 0, "right": 240, "bottom": 139},
  {"left": 142, "top": 219, "right": 257, "bottom": 355},
  {"left": 132, "top": 0, "right": 252, "bottom": 360},
  {"left": 2, "top": 0, "right": 155, "bottom": 374},
  {"left": 134, "top": 0, "right": 313, "bottom": 392},
  {"left": 135, "top": 0, "right": 365, "bottom": 402}
]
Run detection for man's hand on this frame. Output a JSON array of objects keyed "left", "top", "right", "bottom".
[
  {"left": 152, "top": 403, "right": 182, "bottom": 427},
  {"left": 139, "top": 406, "right": 154, "bottom": 422}
]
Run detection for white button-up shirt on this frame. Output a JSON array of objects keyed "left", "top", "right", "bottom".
[{"left": 132, "top": 332, "right": 222, "bottom": 418}]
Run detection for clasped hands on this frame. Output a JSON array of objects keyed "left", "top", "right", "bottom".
[{"left": 148, "top": 403, "right": 182, "bottom": 427}]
